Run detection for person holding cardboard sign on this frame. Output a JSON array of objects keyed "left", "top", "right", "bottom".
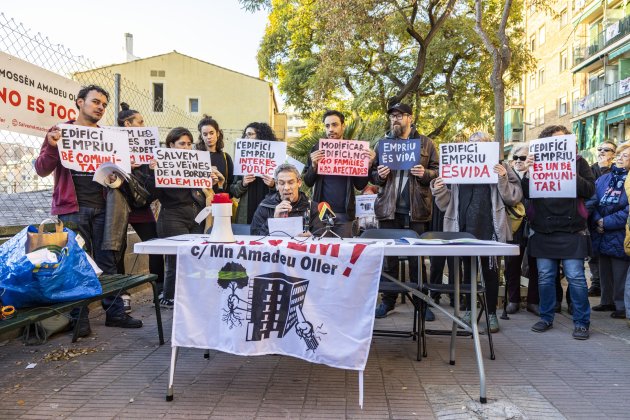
[
  {"left": 430, "top": 132, "right": 523, "bottom": 333},
  {"left": 371, "top": 102, "right": 439, "bottom": 319},
  {"left": 522, "top": 125, "right": 595, "bottom": 340},
  {"left": 230, "top": 122, "right": 278, "bottom": 224},
  {"left": 303, "top": 110, "right": 373, "bottom": 238},
  {"left": 35, "top": 85, "right": 143, "bottom": 336},
  {"left": 148, "top": 127, "right": 212, "bottom": 308},
  {"left": 195, "top": 115, "right": 232, "bottom": 195}
]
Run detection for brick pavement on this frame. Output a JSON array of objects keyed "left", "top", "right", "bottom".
[{"left": 1, "top": 289, "right": 629, "bottom": 419}]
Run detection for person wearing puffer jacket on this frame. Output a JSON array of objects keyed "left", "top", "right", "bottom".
[{"left": 588, "top": 144, "right": 630, "bottom": 320}]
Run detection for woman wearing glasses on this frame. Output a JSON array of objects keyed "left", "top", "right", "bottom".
[
  {"left": 230, "top": 122, "right": 277, "bottom": 224},
  {"left": 586, "top": 143, "right": 630, "bottom": 320},
  {"left": 504, "top": 144, "right": 540, "bottom": 315}
]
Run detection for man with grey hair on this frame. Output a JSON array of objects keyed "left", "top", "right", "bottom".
[{"left": 250, "top": 164, "right": 321, "bottom": 236}]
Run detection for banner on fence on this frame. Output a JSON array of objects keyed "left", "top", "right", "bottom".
[
  {"left": 317, "top": 139, "right": 370, "bottom": 176},
  {"left": 0, "top": 51, "right": 82, "bottom": 136},
  {"left": 377, "top": 138, "right": 420, "bottom": 170},
  {"left": 154, "top": 148, "right": 212, "bottom": 188},
  {"left": 439, "top": 142, "right": 499, "bottom": 184},
  {"left": 233, "top": 139, "right": 286, "bottom": 177},
  {"left": 111, "top": 126, "right": 159, "bottom": 165},
  {"left": 174, "top": 239, "right": 384, "bottom": 370},
  {"left": 57, "top": 124, "right": 131, "bottom": 173},
  {"left": 528, "top": 135, "right": 576, "bottom": 198}
]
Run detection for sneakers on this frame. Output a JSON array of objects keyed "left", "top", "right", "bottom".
[
  {"left": 122, "top": 293, "right": 132, "bottom": 314},
  {"left": 531, "top": 320, "right": 553, "bottom": 333},
  {"left": 159, "top": 297, "right": 174, "bottom": 309},
  {"left": 105, "top": 314, "right": 143, "bottom": 328},
  {"left": 488, "top": 314, "right": 500, "bottom": 333},
  {"left": 572, "top": 326, "right": 589, "bottom": 340},
  {"left": 375, "top": 302, "right": 394, "bottom": 319}
]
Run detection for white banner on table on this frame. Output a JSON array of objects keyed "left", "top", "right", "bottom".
[
  {"left": 57, "top": 124, "right": 131, "bottom": 173},
  {"left": 355, "top": 194, "right": 376, "bottom": 217},
  {"left": 528, "top": 135, "right": 576, "bottom": 198},
  {"left": 0, "top": 51, "right": 81, "bottom": 136},
  {"left": 174, "top": 240, "right": 384, "bottom": 370},
  {"left": 108, "top": 126, "right": 159, "bottom": 165},
  {"left": 439, "top": 142, "right": 499, "bottom": 184},
  {"left": 154, "top": 148, "right": 212, "bottom": 189},
  {"left": 233, "top": 139, "right": 287, "bottom": 176}
]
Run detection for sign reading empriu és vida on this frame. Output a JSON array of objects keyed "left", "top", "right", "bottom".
[
  {"left": 57, "top": 124, "right": 131, "bottom": 173},
  {"left": 153, "top": 148, "right": 212, "bottom": 189},
  {"left": 439, "top": 142, "right": 499, "bottom": 184},
  {"left": 528, "top": 135, "right": 576, "bottom": 198}
]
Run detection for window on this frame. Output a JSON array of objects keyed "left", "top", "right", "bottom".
[
  {"left": 539, "top": 25, "right": 546, "bottom": 45},
  {"left": 558, "top": 95, "right": 568, "bottom": 116},
  {"left": 529, "top": 111, "right": 536, "bottom": 124},
  {"left": 150, "top": 70, "right": 166, "bottom": 77},
  {"left": 530, "top": 34, "right": 536, "bottom": 51},
  {"left": 529, "top": 72, "right": 537, "bottom": 91},
  {"left": 538, "top": 68, "right": 545, "bottom": 85},
  {"left": 188, "top": 98, "right": 199, "bottom": 113},
  {"left": 559, "top": 49, "right": 568, "bottom": 72},
  {"left": 572, "top": 89, "right": 581, "bottom": 106},
  {"left": 537, "top": 107, "right": 545, "bottom": 125},
  {"left": 560, "top": 8, "right": 568, "bottom": 28},
  {"left": 153, "top": 83, "right": 163, "bottom": 113}
]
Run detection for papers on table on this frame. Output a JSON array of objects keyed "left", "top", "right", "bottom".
[
  {"left": 267, "top": 217, "right": 303, "bottom": 237},
  {"left": 401, "top": 237, "right": 505, "bottom": 246}
]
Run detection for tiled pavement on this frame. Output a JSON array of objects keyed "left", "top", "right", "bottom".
[{"left": 1, "top": 289, "right": 629, "bottom": 419}]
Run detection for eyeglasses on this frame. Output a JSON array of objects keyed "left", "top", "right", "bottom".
[
  {"left": 389, "top": 113, "right": 409, "bottom": 121},
  {"left": 597, "top": 147, "right": 614, "bottom": 152},
  {"left": 512, "top": 155, "right": 527, "bottom": 161}
]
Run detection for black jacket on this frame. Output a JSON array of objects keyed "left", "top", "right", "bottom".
[
  {"left": 251, "top": 191, "right": 322, "bottom": 236},
  {"left": 302, "top": 143, "right": 369, "bottom": 219},
  {"left": 522, "top": 155, "right": 595, "bottom": 234}
]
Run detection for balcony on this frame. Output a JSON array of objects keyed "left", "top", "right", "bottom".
[
  {"left": 572, "top": 78, "right": 630, "bottom": 117},
  {"left": 573, "top": 15, "right": 630, "bottom": 67}
]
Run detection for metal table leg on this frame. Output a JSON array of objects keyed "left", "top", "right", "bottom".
[
  {"left": 166, "top": 346, "right": 179, "bottom": 401},
  {"left": 470, "top": 257, "right": 487, "bottom": 404},
  {"left": 450, "top": 256, "right": 460, "bottom": 365}
]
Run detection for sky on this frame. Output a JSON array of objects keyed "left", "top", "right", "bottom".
[{"left": 1, "top": 0, "right": 269, "bottom": 79}]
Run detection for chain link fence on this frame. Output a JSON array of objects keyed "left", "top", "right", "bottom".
[{"left": 0, "top": 13, "right": 199, "bottom": 228}]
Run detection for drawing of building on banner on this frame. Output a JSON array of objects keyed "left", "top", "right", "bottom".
[{"left": 246, "top": 272, "right": 319, "bottom": 350}]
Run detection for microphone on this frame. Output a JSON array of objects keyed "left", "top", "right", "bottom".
[{"left": 317, "top": 202, "right": 336, "bottom": 226}]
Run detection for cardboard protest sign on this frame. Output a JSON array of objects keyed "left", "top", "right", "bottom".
[
  {"left": 110, "top": 126, "right": 159, "bottom": 165},
  {"left": 317, "top": 139, "right": 370, "bottom": 177},
  {"left": 439, "top": 142, "right": 499, "bottom": 184},
  {"left": 153, "top": 148, "right": 212, "bottom": 189},
  {"left": 528, "top": 135, "right": 576, "bottom": 198},
  {"left": 234, "top": 139, "right": 287, "bottom": 177},
  {"left": 57, "top": 124, "right": 131, "bottom": 173},
  {"left": 377, "top": 139, "right": 420, "bottom": 170}
]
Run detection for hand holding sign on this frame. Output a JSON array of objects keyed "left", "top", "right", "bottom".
[
  {"left": 410, "top": 164, "right": 425, "bottom": 178},
  {"left": 46, "top": 126, "right": 61, "bottom": 147},
  {"left": 311, "top": 150, "right": 325, "bottom": 168}
]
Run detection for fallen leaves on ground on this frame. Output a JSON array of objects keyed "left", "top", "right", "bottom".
[{"left": 43, "top": 347, "right": 98, "bottom": 362}]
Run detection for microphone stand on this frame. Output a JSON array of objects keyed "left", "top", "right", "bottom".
[{"left": 315, "top": 216, "right": 342, "bottom": 240}]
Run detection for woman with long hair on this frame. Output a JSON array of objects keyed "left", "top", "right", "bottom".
[
  {"left": 195, "top": 115, "right": 231, "bottom": 195},
  {"left": 230, "top": 122, "right": 277, "bottom": 224}
]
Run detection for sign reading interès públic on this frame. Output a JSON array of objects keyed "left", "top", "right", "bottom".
[{"left": 0, "top": 51, "right": 82, "bottom": 136}]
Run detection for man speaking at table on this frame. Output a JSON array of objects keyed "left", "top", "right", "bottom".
[
  {"left": 370, "top": 102, "right": 439, "bottom": 319},
  {"left": 302, "top": 110, "right": 373, "bottom": 237},
  {"left": 35, "top": 84, "right": 143, "bottom": 336},
  {"left": 251, "top": 164, "right": 321, "bottom": 236}
]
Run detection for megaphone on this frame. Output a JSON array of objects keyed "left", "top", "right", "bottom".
[{"left": 207, "top": 193, "right": 235, "bottom": 243}]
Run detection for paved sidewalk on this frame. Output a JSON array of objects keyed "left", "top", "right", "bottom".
[{"left": 1, "top": 290, "right": 628, "bottom": 419}]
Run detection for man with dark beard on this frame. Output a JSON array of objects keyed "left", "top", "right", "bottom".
[{"left": 370, "top": 103, "right": 439, "bottom": 318}]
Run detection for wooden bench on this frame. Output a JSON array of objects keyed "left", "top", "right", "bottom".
[{"left": 0, "top": 274, "right": 164, "bottom": 345}]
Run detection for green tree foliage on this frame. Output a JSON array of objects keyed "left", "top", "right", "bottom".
[{"left": 241, "top": 0, "right": 534, "bottom": 143}]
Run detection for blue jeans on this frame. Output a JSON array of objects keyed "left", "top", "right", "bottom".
[
  {"left": 537, "top": 258, "right": 590, "bottom": 328},
  {"left": 59, "top": 207, "right": 125, "bottom": 319}
]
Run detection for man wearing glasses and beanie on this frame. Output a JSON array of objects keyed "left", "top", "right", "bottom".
[{"left": 370, "top": 102, "right": 439, "bottom": 319}]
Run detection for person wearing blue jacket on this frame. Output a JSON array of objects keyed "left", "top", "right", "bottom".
[{"left": 586, "top": 143, "right": 630, "bottom": 319}]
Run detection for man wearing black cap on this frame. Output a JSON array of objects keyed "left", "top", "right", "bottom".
[{"left": 370, "top": 103, "right": 439, "bottom": 318}]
